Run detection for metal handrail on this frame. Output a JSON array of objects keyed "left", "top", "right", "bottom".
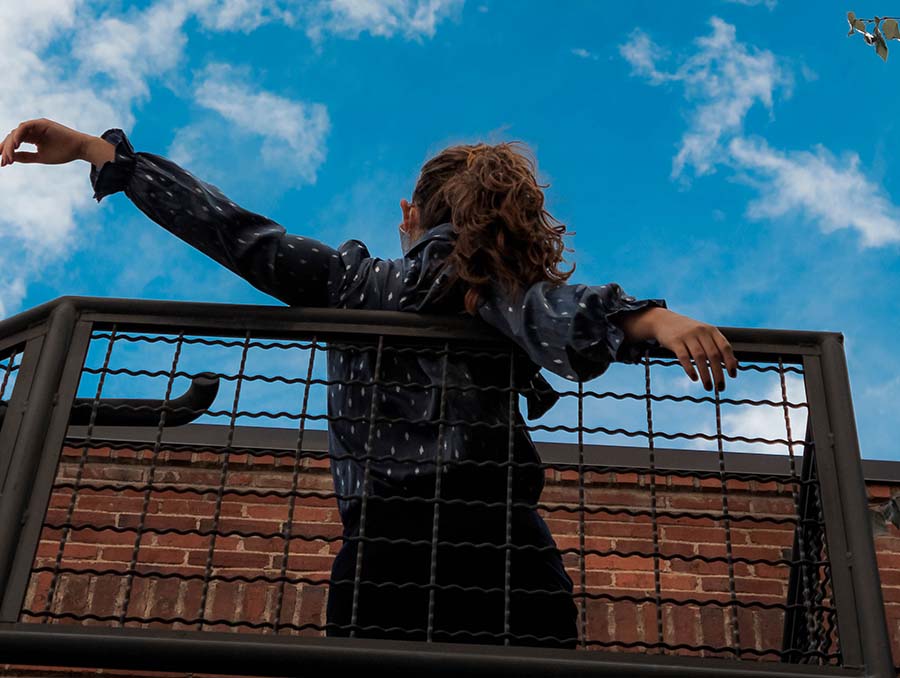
[{"left": 0, "top": 373, "right": 219, "bottom": 428}]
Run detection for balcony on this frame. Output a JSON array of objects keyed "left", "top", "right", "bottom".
[{"left": 0, "top": 296, "right": 895, "bottom": 677}]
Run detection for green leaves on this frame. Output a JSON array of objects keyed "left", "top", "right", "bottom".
[{"left": 847, "top": 12, "right": 900, "bottom": 62}]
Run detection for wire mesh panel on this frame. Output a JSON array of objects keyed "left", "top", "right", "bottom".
[{"left": 0, "top": 299, "right": 891, "bottom": 677}]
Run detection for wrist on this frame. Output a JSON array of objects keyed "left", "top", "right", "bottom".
[
  {"left": 79, "top": 135, "right": 116, "bottom": 169},
  {"left": 615, "top": 306, "right": 668, "bottom": 343}
]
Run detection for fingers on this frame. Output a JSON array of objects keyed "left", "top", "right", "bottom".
[
  {"left": 674, "top": 343, "right": 698, "bottom": 383},
  {"left": 2, "top": 120, "right": 41, "bottom": 167},
  {"left": 685, "top": 337, "right": 713, "bottom": 391},
  {"left": 0, "top": 130, "right": 11, "bottom": 166},
  {"left": 2, "top": 123, "right": 23, "bottom": 166},
  {"left": 713, "top": 329, "right": 739, "bottom": 378},
  {"left": 697, "top": 332, "right": 726, "bottom": 391}
]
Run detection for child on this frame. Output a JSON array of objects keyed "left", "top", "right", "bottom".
[{"left": 1, "top": 118, "right": 738, "bottom": 647}]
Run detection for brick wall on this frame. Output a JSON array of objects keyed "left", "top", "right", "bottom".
[{"left": 4, "top": 443, "right": 899, "bottom": 677}]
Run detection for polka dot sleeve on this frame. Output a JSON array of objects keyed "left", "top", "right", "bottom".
[
  {"left": 477, "top": 280, "right": 668, "bottom": 382},
  {"left": 88, "top": 128, "right": 344, "bottom": 307}
]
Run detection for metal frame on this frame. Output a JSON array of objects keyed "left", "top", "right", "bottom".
[{"left": 0, "top": 296, "right": 893, "bottom": 678}]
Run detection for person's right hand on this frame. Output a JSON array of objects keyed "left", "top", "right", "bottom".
[
  {"left": 0, "top": 118, "right": 90, "bottom": 168},
  {"left": 651, "top": 309, "right": 739, "bottom": 392}
]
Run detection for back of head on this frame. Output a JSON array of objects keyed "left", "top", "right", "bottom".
[{"left": 412, "top": 141, "right": 573, "bottom": 314}]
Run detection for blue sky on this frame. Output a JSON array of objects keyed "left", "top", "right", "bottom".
[{"left": 0, "top": 0, "right": 897, "bottom": 460}]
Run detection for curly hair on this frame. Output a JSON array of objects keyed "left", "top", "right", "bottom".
[{"left": 412, "top": 141, "right": 574, "bottom": 315}]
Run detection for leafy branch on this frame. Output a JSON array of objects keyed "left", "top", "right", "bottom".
[{"left": 847, "top": 11, "right": 900, "bottom": 61}]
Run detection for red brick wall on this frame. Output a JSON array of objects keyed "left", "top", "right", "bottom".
[{"left": 4, "top": 443, "right": 899, "bottom": 677}]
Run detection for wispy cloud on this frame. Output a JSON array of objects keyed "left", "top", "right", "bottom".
[
  {"left": 571, "top": 48, "right": 598, "bottom": 61},
  {"left": 169, "top": 63, "right": 330, "bottom": 186},
  {"left": 620, "top": 18, "right": 789, "bottom": 178},
  {"left": 303, "top": 0, "right": 464, "bottom": 42},
  {"left": 620, "top": 17, "right": 900, "bottom": 248},
  {"left": 724, "top": 0, "right": 777, "bottom": 9},
  {"left": 729, "top": 137, "right": 900, "bottom": 247}
]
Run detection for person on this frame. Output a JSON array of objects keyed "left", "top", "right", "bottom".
[{"left": 0, "top": 119, "right": 739, "bottom": 648}]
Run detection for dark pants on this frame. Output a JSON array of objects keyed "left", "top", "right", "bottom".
[{"left": 325, "top": 473, "right": 578, "bottom": 648}]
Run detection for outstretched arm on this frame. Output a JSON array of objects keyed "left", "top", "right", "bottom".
[
  {"left": 3, "top": 119, "right": 364, "bottom": 308},
  {"left": 81, "top": 128, "right": 342, "bottom": 307}
]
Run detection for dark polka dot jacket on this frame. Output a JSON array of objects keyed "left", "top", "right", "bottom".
[{"left": 90, "top": 127, "right": 668, "bottom": 525}]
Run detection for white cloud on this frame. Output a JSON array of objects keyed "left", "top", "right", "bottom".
[
  {"left": 571, "top": 48, "right": 598, "bottom": 61},
  {"left": 729, "top": 137, "right": 900, "bottom": 247},
  {"left": 71, "top": 0, "right": 195, "bottom": 104},
  {"left": 194, "top": 0, "right": 295, "bottom": 32},
  {"left": 303, "top": 0, "right": 464, "bottom": 42},
  {"left": 724, "top": 0, "right": 777, "bottom": 9},
  {"left": 620, "top": 17, "right": 900, "bottom": 249},
  {"left": 720, "top": 374, "right": 807, "bottom": 455},
  {"left": 619, "top": 30, "right": 671, "bottom": 84},
  {"left": 170, "top": 63, "right": 330, "bottom": 185},
  {"left": 686, "top": 373, "right": 807, "bottom": 455},
  {"left": 621, "top": 18, "right": 789, "bottom": 177},
  {"left": 0, "top": 1, "right": 125, "bottom": 321}
]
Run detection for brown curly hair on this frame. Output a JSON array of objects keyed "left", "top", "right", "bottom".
[{"left": 412, "top": 141, "right": 574, "bottom": 315}]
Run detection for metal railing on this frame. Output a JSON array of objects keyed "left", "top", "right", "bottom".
[{"left": 0, "top": 296, "right": 892, "bottom": 677}]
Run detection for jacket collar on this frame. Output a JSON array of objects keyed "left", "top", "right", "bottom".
[{"left": 403, "top": 222, "right": 456, "bottom": 258}]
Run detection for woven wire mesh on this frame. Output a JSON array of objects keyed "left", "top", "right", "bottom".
[{"left": 14, "top": 324, "right": 840, "bottom": 664}]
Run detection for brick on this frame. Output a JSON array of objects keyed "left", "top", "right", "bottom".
[
  {"left": 585, "top": 554, "right": 656, "bottom": 571},
  {"left": 99, "top": 546, "right": 186, "bottom": 565},
  {"left": 297, "top": 584, "right": 327, "bottom": 629},
  {"left": 210, "top": 581, "right": 242, "bottom": 620},
  {"left": 868, "top": 484, "right": 894, "bottom": 500},
  {"left": 151, "top": 498, "right": 217, "bottom": 517},
  {"left": 152, "top": 532, "right": 210, "bottom": 550},
  {"left": 67, "top": 527, "right": 138, "bottom": 546},
  {"left": 35, "top": 542, "right": 99, "bottom": 560},
  {"left": 278, "top": 554, "right": 336, "bottom": 573},
  {"left": 91, "top": 576, "right": 124, "bottom": 616},
  {"left": 613, "top": 604, "right": 641, "bottom": 644},
  {"left": 614, "top": 572, "right": 659, "bottom": 590},
  {"left": 584, "top": 520, "right": 655, "bottom": 540},
  {"left": 663, "top": 525, "right": 726, "bottom": 543},
  {"left": 660, "top": 573, "right": 700, "bottom": 592},
  {"left": 665, "top": 604, "right": 699, "bottom": 646},
  {"left": 187, "top": 551, "right": 271, "bottom": 569},
  {"left": 117, "top": 514, "right": 199, "bottom": 532},
  {"left": 75, "top": 495, "right": 149, "bottom": 513},
  {"left": 241, "top": 583, "right": 274, "bottom": 624},
  {"left": 147, "top": 578, "right": 181, "bottom": 621},
  {"left": 700, "top": 605, "right": 726, "bottom": 648},
  {"left": 197, "top": 517, "right": 282, "bottom": 535}
]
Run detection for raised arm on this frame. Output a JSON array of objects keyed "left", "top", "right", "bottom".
[
  {"left": 0, "top": 118, "right": 342, "bottom": 306},
  {"left": 81, "top": 128, "right": 342, "bottom": 307}
]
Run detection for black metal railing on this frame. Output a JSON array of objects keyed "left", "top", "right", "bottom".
[{"left": 0, "top": 296, "right": 892, "bottom": 677}]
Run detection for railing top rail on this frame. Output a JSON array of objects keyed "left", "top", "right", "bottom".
[{"left": 0, "top": 296, "right": 840, "bottom": 362}]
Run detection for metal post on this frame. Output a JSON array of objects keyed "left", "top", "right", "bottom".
[
  {"left": 0, "top": 302, "right": 79, "bottom": 620},
  {"left": 817, "top": 335, "right": 894, "bottom": 678}
]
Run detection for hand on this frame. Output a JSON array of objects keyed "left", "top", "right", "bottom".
[
  {"left": 649, "top": 309, "right": 739, "bottom": 391},
  {"left": 0, "top": 118, "right": 91, "bottom": 168}
]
